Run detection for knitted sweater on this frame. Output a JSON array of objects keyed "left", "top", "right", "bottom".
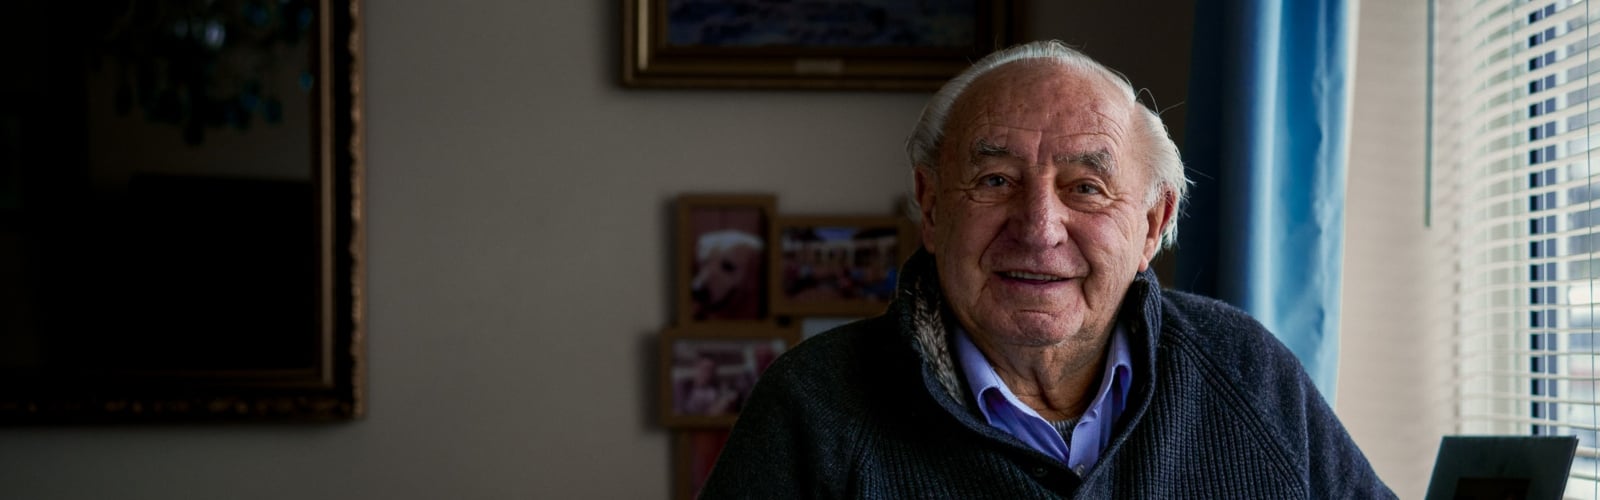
[{"left": 700, "top": 251, "right": 1395, "bottom": 499}]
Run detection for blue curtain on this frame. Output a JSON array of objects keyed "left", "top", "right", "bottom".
[{"left": 1177, "top": 0, "right": 1352, "bottom": 399}]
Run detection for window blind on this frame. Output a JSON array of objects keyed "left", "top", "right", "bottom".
[{"left": 1433, "top": 0, "right": 1600, "bottom": 494}]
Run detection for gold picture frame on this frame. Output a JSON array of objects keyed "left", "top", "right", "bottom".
[
  {"left": 673, "top": 429, "right": 732, "bottom": 500},
  {"left": 675, "top": 194, "right": 777, "bottom": 326},
  {"left": 770, "top": 215, "right": 913, "bottom": 317},
  {"left": 622, "top": 0, "right": 1016, "bottom": 90},
  {"left": 659, "top": 325, "right": 799, "bottom": 428},
  {"left": 0, "top": 0, "right": 365, "bottom": 423}
]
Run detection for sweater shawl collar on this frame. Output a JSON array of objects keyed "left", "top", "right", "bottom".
[{"left": 891, "top": 248, "right": 1163, "bottom": 419}]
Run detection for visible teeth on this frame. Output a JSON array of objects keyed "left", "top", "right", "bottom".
[{"left": 1004, "top": 271, "right": 1062, "bottom": 281}]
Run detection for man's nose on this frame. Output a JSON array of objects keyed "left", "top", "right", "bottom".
[{"left": 1012, "top": 180, "right": 1068, "bottom": 248}]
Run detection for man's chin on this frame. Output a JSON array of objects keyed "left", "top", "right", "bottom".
[{"left": 969, "top": 312, "right": 1089, "bottom": 347}]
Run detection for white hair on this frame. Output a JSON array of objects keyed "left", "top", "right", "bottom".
[
  {"left": 905, "top": 40, "right": 1189, "bottom": 251},
  {"left": 696, "top": 230, "right": 764, "bottom": 262}
]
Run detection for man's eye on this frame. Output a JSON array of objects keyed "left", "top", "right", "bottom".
[
  {"left": 1073, "top": 183, "right": 1103, "bottom": 195},
  {"left": 980, "top": 175, "right": 1010, "bottom": 188}
]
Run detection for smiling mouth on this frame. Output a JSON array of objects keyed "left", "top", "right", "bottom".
[{"left": 999, "top": 271, "right": 1069, "bottom": 283}]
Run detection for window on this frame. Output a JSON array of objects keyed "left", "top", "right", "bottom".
[
  {"left": 1530, "top": 75, "right": 1557, "bottom": 94},
  {"left": 1531, "top": 98, "right": 1558, "bottom": 117},
  {"left": 1532, "top": 122, "right": 1558, "bottom": 140},
  {"left": 1433, "top": 0, "right": 1600, "bottom": 495}
]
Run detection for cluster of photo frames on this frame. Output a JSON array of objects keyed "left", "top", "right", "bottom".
[{"left": 659, "top": 194, "right": 915, "bottom": 499}]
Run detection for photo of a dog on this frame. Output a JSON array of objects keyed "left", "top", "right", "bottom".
[
  {"left": 676, "top": 195, "right": 774, "bottom": 324},
  {"left": 692, "top": 230, "right": 764, "bottom": 321}
]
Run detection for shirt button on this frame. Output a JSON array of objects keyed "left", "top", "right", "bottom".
[
  {"left": 1030, "top": 466, "right": 1048, "bottom": 478},
  {"left": 1074, "top": 465, "right": 1087, "bottom": 476}
]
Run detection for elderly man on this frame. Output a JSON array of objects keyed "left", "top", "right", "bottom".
[{"left": 700, "top": 41, "right": 1392, "bottom": 498}]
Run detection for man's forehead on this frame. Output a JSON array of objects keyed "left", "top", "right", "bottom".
[
  {"left": 970, "top": 135, "right": 1116, "bottom": 175},
  {"left": 965, "top": 124, "right": 1114, "bottom": 148},
  {"left": 959, "top": 62, "right": 1126, "bottom": 112},
  {"left": 942, "top": 62, "right": 1131, "bottom": 152}
]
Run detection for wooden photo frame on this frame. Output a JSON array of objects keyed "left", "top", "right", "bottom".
[
  {"left": 0, "top": 0, "right": 364, "bottom": 423},
  {"left": 673, "top": 429, "right": 731, "bottom": 500},
  {"left": 622, "top": 0, "right": 1016, "bottom": 90},
  {"left": 659, "top": 325, "right": 799, "bottom": 428},
  {"left": 675, "top": 194, "right": 777, "bottom": 326},
  {"left": 771, "top": 216, "right": 913, "bottom": 317}
]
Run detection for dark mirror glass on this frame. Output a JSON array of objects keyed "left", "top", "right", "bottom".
[{"left": 0, "top": 0, "right": 363, "bottom": 422}]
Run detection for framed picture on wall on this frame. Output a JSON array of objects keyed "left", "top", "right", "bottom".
[
  {"left": 621, "top": 0, "right": 1017, "bottom": 90},
  {"left": 771, "top": 216, "right": 913, "bottom": 317},
  {"left": 673, "top": 429, "right": 732, "bottom": 500},
  {"left": 659, "top": 325, "right": 798, "bottom": 428},
  {"left": 0, "top": 0, "right": 365, "bottom": 423},
  {"left": 676, "top": 194, "right": 777, "bottom": 326}
]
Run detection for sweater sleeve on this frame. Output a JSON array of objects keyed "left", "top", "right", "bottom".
[
  {"left": 697, "top": 366, "right": 816, "bottom": 499},
  {"left": 697, "top": 330, "right": 864, "bottom": 500},
  {"left": 1251, "top": 317, "right": 1394, "bottom": 498},
  {"left": 1164, "top": 292, "right": 1396, "bottom": 499},
  {"left": 1300, "top": 363, "right": 1395, "bottom": 499}
]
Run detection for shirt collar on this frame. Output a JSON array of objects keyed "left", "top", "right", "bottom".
[
  {"left": 951, "top": 319, "right": 1134, "bottom": 467},
  {"left": 953, "top": 323, "right": 1132, "bottom": 416},
  {"left": 952, "top": 324, "right": 1031, "bottom": 425}
]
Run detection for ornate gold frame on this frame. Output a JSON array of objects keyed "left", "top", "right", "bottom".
[
  {"left": 0, "top": 0, "right": 365, "bottom": 423},
  {"left": 622, "top": 0, "right": 1015, "bottom": 90}
]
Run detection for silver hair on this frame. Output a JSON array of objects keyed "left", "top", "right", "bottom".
[{"left": 905, "top": 40, "right": 1189, "bottom": 251}]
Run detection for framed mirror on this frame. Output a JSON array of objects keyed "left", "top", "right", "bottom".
[{"left": 0, "top": 0, "right": 365, "bottom": 422}]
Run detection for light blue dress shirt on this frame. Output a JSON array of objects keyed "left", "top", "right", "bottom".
[{"left": 952, "top": 322, "right": 1133, "bottom": 475}]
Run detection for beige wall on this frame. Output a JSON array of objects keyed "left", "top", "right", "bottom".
[
  {"left": 0, "top": 1, "right": 1193, "bottom": 498},
  {"left": 1339, "top": 0, "right": 1447, "bottom": 498}
]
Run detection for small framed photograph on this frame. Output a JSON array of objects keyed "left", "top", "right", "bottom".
[
  {"left": 676, "top": 194, "right": 777, "bottom": 325},
  {"left": 621, "top": 0, "right": 1015, "bottom": 90},
  {"left": 673, "top": 429, "right": 731, "bottom": 500},
  {"left": 659, "top": 325, "right": 799, "bottom": 427},
  {"left": 771, "top": 216, "right": 913, "bottom": 317}
]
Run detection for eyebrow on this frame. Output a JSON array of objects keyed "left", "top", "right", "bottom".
[
  {"left": 1056, "top": 150, "right": 1116, "bottom": 176},
  {"left": 969, "top": 139, "right": 1116, "bottom": 176},
  {"left": 970, "top": 139, "right": 1014, "bottom": 164}
]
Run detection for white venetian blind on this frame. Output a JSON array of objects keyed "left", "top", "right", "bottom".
[{"left": 1433, "top": 0, "right": 1600, "bottom": 495}]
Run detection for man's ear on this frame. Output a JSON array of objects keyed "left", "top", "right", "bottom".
[
  {"left": 1139, "top": 189, "right": 1177, "bottom": 271},
  {"left": 913, "top": 165, "right": 939, "bottom": 254}
]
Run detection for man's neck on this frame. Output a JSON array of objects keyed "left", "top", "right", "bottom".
[{"left": 966, "top": 325, "right": 1113, "bottom": 421}]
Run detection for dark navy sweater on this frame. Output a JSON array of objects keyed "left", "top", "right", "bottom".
[{"left": 702, "top": 253, "right": 1395, "bottom": 498}]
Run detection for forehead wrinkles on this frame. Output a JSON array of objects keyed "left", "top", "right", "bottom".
[
  {"left": 955, "top": 115, "right": 1126, "bottom": 173},
  {"left": 939, "top": 63, "right": 1132, "bottom": 170}
]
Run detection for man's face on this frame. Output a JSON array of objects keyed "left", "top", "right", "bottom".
[{"left": 915, "top": 61, "right": 1172, "bottom": 348}]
